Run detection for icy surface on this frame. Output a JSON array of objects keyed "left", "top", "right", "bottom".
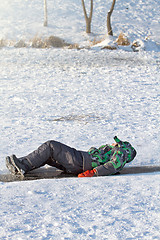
[{"left": 0, "top": 0, "right": 160, "bottom": 239}]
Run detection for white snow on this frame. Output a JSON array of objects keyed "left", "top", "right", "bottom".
[{"left": 0, "top": 0, "right": 160, "bottom": 239}]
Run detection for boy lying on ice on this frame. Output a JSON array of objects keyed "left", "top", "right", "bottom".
[{"left": 6, "top": 136, "right": 136, "bottom": 178}]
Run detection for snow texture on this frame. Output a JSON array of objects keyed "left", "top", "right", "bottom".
[{"left": 0, "top": 0, "right": 160, "bottom": 239}]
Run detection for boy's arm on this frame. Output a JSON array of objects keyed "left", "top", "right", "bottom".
[
  {"left": 78, "top": 162, "right": 117, "bottom": 177},
  {"left": 78, "top": 152, "right": 125, "bottom": 177},
  {"left": 94, "top": 150, "right": 126, "bottom": 176},
  {"left": 94, "top": 161, "right": 118, "bottom": 176}
]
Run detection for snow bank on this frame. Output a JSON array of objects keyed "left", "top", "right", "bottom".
[{"left": 0, "top": 0, "right": 159, "bottom": 50}]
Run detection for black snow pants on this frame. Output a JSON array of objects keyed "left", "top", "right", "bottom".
[{"left": 20, "top": 140, "right": 92, "bottom": 174}]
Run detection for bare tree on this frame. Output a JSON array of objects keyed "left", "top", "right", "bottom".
[
  {"left": 44, "top": 0, "right": 48, "bottom": 27},
  {"left": 107, "top": 0, "right": 116, "bottom": 35},
  {"left": 81, "top": 0, "right": 93, "bottom": 33}
]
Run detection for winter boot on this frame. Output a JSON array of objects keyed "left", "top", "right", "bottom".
[{"left": 6, "top": 155, "right": 27, "bottom": 177}]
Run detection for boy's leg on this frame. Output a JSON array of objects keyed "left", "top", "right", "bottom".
[
  {"left": 6, "top": 140, "right": 84, "bottom": 175},
  {"left": 24, "top": 140, "right": 84, "bottom": 173},
  {"left": 6, "top": 140, "right": 64, "bottom": 175},
  {"left": 22, "top": 140, "right": 66, "bottom": 172}
]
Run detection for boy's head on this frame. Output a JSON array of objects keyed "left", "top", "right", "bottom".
[{"left": 114, "top": 136, "right": 137, "bottom": 163}]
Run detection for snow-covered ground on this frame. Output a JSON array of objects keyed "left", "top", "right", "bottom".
[{"left": 0, "top": 0, "right": 160, "bottom": 239}]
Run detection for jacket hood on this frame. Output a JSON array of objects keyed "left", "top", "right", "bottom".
[{"left": 114, "top": 136, "right": 137, "bottom": 163}]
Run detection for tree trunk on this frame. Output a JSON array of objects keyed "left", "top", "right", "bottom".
[
  {"left": 44, "top": 0, "right": 48, "bottom": 27},
  {"left": 81, "top": 0, "right": 93, "bottom": 33},
  {"left": 107, "top": 0, "right": 116, "bottom": 35}
]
